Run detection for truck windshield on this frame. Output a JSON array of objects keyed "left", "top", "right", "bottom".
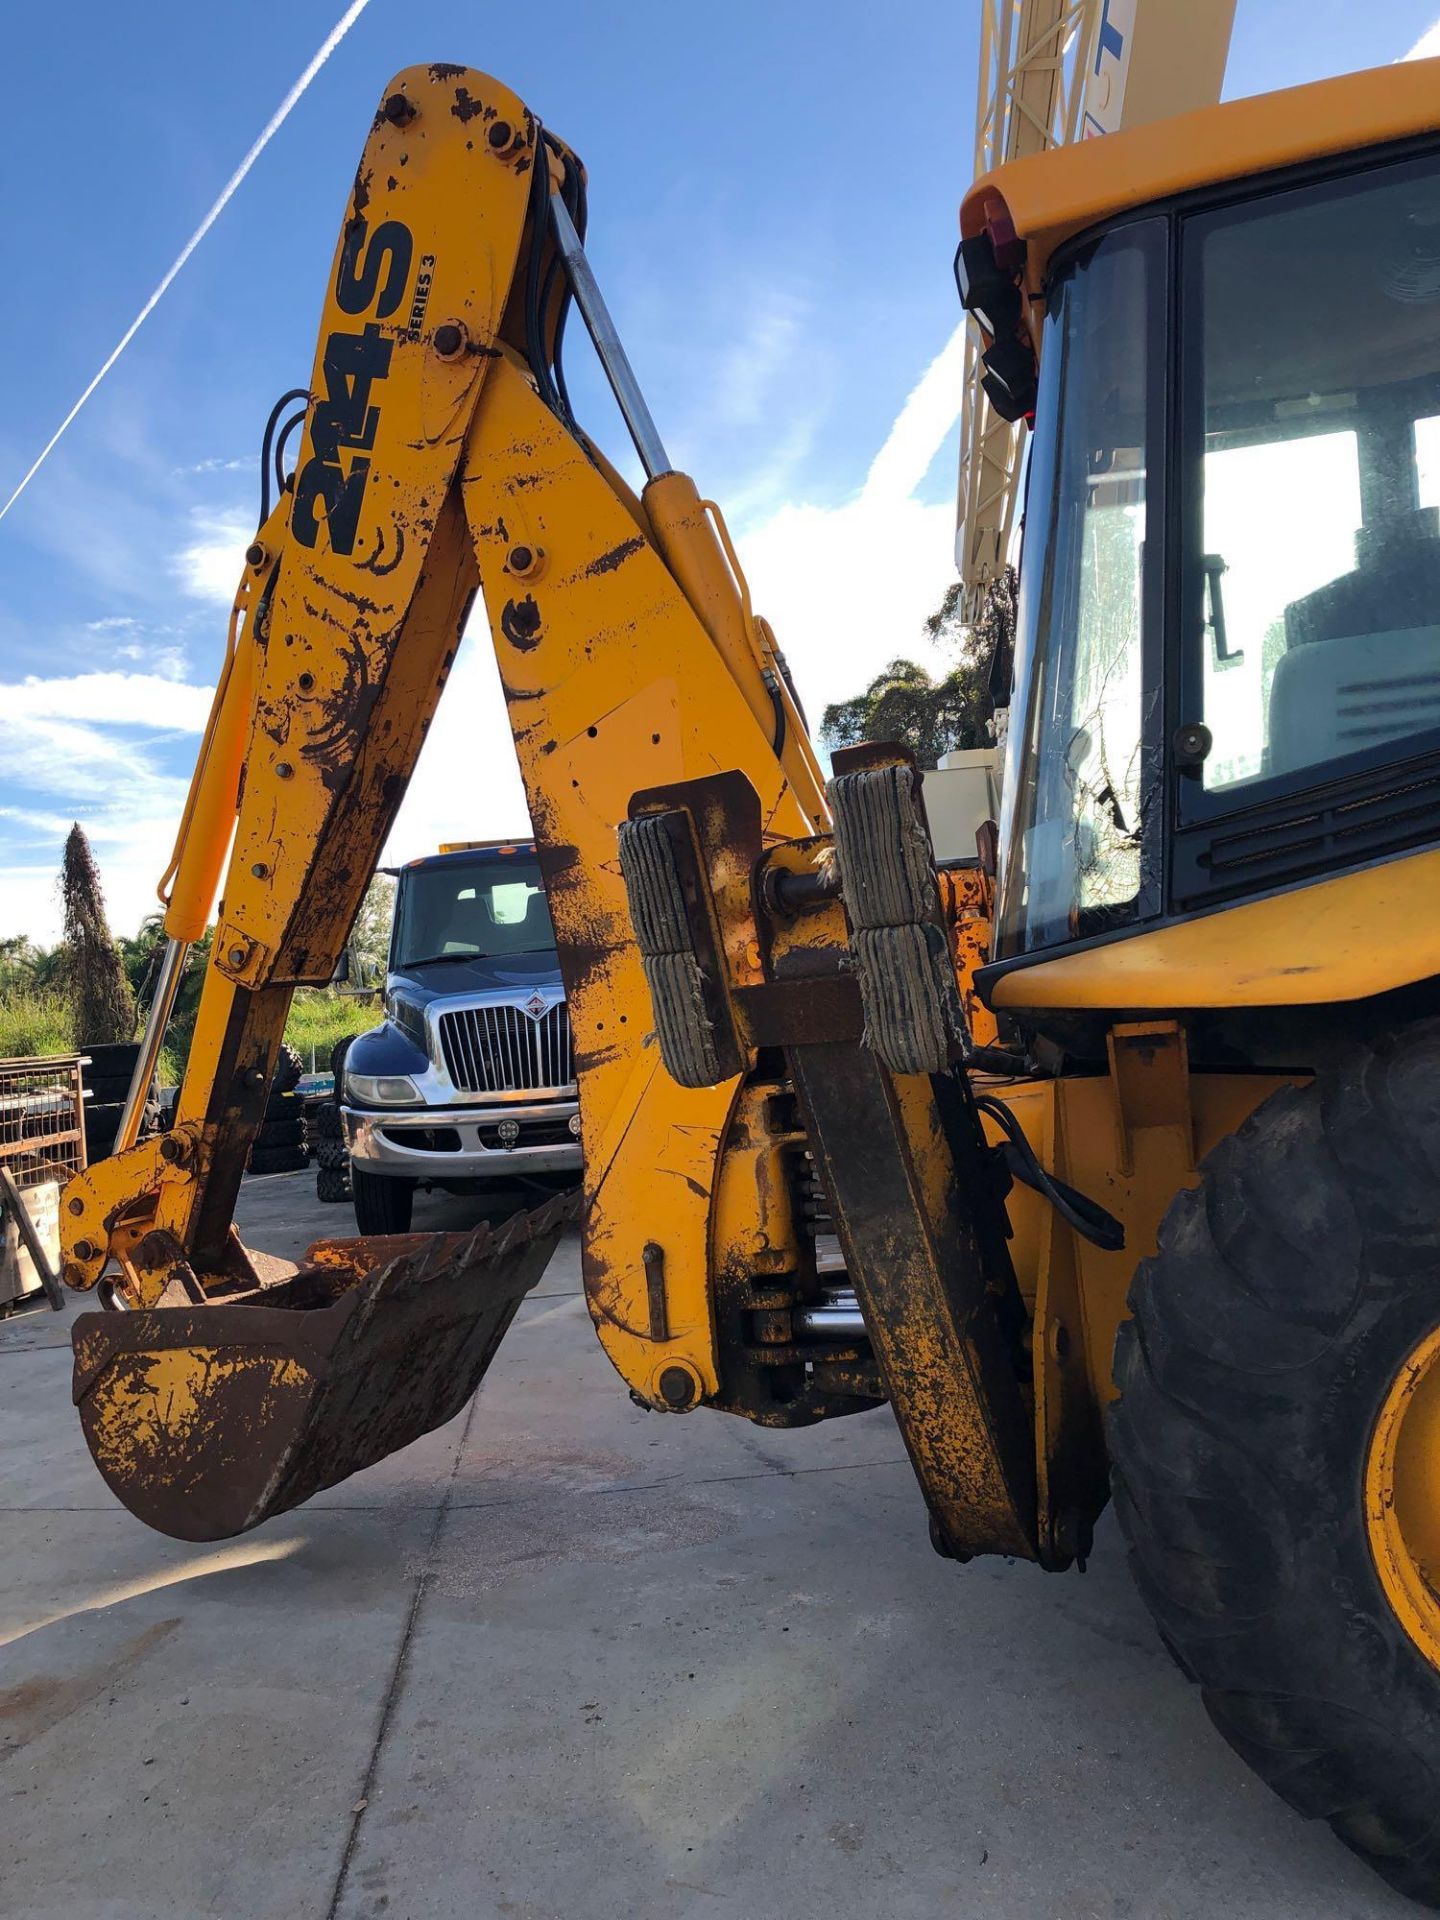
[{"left": 391, "top": 857, "right": 555, "bottom": 967}]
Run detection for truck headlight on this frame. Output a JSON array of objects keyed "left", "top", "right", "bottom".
[
  {"left": 568, "top": 1112, "right": 582, "bottom": 1137},
  {"left": 345, "top": 1071, "right": 423, "bottom": 1107}
]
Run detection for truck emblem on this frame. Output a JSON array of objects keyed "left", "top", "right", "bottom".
[{"left": 524, "top": 992, "right": 547, "bottom": 1020}]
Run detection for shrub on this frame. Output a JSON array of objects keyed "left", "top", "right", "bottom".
[
  {"left": 0, "top": 989, "right": 75, "bottom": 1061},
  {"left": 284, "top": 989, "right": 373, "bottom": 1073}
]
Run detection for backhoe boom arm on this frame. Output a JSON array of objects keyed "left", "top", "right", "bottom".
[
  {"left": 59, "top": 65, "right": 1041, "bottom": 1571},
  {"left": 60, "top": 69, "right": 824, "bottom": 1495}
]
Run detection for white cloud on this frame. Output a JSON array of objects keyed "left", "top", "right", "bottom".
[
  {"left": 855, "top": 328, "right": 966, "bottom": 510},
  {"left": 390, "top": 330, "right": 967, "bottom": 859},
  {"left": 1, "top": 671, "right": 212, "bottom": 730},
  {"left": 661, "top": 288, "right": 825, "bottom": 520},
  {"left": 113, "top": 641, "right": 189, "bottom": 680},
  {"left": 0, "top": 788, "right": 184, "bottom": 933},
  {"left": 382, "top": 622, "right": 532, "bottom": 868},
  {"left": 734, "top": 328, "right": 965, "bottom": 730},
  {"left": 1403, "top": 20, "right": 1440, "bottom": 58},
  {"left": 0, "top": 831, "right": 180, "bottom": 948},
  {"left": 173, "top": 509, "right": 252, "bottom": 603},
  {"left": 79, "top": 611, "right": 191, "bottom": 681},
  {"left": 709, "top": 296, "right": 806, "bottom": 431},
  {"left": 1, "top": 327, "right": 968, "bottom": 945},
  {"left": 0, "top": 669, "right": 214, "bottom": 942}
]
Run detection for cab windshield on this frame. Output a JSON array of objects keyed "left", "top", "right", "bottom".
[
  {"left": 995, "top": 221, "right": 1161, "bottom": 956},
  {"left": 391, "top": 857, "right": 555, "bottom": 968},
  {"left": 996, "top": 150, "right": 1440, "bottom": 959}
]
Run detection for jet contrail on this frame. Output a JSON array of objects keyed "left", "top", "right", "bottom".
[{"left": 0, "top": 0, "right": 373, "bottom": 527}]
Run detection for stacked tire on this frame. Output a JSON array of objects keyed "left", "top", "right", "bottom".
[
  {"left": 312, "top": 1035, "right": 356, "bottom": 1204},
  {"left": 246, "top": 1043, "right": 310, "bottom": 1177},
  {"left": 82, "top": 1042, "right": 158, "bottom": 1165}
]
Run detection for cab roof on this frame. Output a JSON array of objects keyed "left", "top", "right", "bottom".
[
  {"left": 401, "top": 840, "right": 536, "bottom": 870},
  {"left": 961, "top": 57, "right": 1440, "bottom": 294}
]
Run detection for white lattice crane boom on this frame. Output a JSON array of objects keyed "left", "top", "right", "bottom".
[{"left": 955, "top": 0, "right": 1236, "bottom": 623}]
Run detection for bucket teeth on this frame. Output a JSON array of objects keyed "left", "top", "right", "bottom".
[{"left": 71, "top": 1191, "right": 578, "bottom": 1542}]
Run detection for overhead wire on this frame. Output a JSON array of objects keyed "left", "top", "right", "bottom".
[{"left": 0, "top": 0, "right": 372, "bottom": 528}]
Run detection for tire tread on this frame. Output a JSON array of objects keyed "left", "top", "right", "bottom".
[{"left": 1109, "top": 1020, "right": 1440, "bottom": 1907}]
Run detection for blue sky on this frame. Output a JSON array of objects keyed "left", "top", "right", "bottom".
[{"left": 3, "top": 0, "right": 1438, "bottom": 941}]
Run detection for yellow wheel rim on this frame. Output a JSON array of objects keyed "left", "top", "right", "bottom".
[{"left": 1366, "top": 1322, "right": 1440, "bottom": 1673}]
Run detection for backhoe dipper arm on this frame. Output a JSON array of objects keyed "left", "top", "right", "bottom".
[
  {"left": 59, "top": 64, "right": 1045, "bottom": 1569},
  {"left": 60, "top": 61, "right": 822, "bottom": 1414}
]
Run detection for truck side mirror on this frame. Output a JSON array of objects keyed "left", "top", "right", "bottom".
[{"left": 330, "top": 947, "right": 353, "bottom": 986}]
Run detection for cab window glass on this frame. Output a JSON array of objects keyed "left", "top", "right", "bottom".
[
  {"left": 995, "top": 221, "right": 1162, "bottom": 956},
  {"left": 391, "top": 860, "right": 553, "bottom": 966},
  {"left": 1184, "top": 155, "right": 1440, "bottom": 801}
]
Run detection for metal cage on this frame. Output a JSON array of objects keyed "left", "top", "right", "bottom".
[
  {"left": 0, "top": 1053, "right": 86, "bottom": 1310},
  {"left": 0, "top": 1053, "right": 88, "bottom": 1191}
]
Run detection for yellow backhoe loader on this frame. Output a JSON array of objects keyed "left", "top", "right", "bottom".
[{"left": 58, "top": 58, "right": 1440, "bottom": 1905}]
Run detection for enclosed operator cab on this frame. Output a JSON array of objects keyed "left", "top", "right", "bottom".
[{"left": 958, "top": 69, "right": 1440, "bottom": 1039}]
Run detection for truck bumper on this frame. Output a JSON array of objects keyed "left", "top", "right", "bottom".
[{"left": 342, "top": 1100, "right": 582, "bottom": 1184}]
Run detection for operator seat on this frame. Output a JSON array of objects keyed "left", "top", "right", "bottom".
[
  {"left": 1268, "top": 511, "right": 1440, "bottom": 775},
  {"left": 448, "top": 892, "right": 496, "bottom": 953}
]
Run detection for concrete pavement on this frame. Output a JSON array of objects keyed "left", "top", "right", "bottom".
[{"left": 0, "top": 1173, "right": 1414, "bottom": 1918}]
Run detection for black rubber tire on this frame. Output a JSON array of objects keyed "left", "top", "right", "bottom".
[
  {"left": 82, "top": 1098, "right": 163, "bottom": 1162},
  {"left": 329, "top": 1034, "right": 359, "bottom": 1102},
  {"left": 265, "top": 1087, "right": 299, "bottom": 1121},
  {"left": 85, "top": 1072, "right": 138, "bottom": 1103},
  {"left": 312, "top": 1102, "right": 343, "bottom": 1141},
  {"left": 254, "top": 1116, "right": 305, "bottom": 1151},
  {"left": 315, "top": 1136, "right": 349, "bottom": 1170},
  {"left": 81, "top": 1042, "right": 140, "bottom": 1076},
  {"left": 84, "top": 1100, "right": 125, "bottom": 1155},
  {"left": 351, "top": 1165, "right": 414, "bottom": 1234},
  {"left": 247, "top": 1143, "right": 310, "bottom": 1177},
  {"left": 316, "top": 1165, "right": 352, "bottom": 1204},
  {"left": 1108, "top": 1020, "right": 1440, "bottom": 1908},
  {"left": 272, "top": 1043, "right": 303, "bottom": 1094}
]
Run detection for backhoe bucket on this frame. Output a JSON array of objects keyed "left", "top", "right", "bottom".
[{"left": 71, "top": 1194, "right": 576, "bottom": 1542}]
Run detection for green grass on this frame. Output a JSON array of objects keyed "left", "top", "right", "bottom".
[
  {"left": 0, "top": 988, "right": 75, "bottom": 1060},
  {"left": 284, "top": 988, "right": 376, "bottom": 1074},
  {"left": 156, "top": 1043, "right": 187, "bottom": 1092},
  {"left": 0, "top": 980, "right": 373, "bottom": 1085}
]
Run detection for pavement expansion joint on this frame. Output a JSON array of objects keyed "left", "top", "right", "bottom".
[{"left": 321, "top": 1384, "right": 485, "bottom": 1920}]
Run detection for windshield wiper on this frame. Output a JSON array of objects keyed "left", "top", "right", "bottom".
[{"left": 397, "top": 951, "right": 487, "bottom": 969}]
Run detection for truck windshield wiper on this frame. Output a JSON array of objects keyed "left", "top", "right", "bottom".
[{"left": 398, "top": 950, "right": 487, "bottom": 968}]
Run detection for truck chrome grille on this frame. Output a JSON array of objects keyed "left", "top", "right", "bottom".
[{"left": 436, "top": 1002, "right": 574, "bottom": 1094}]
